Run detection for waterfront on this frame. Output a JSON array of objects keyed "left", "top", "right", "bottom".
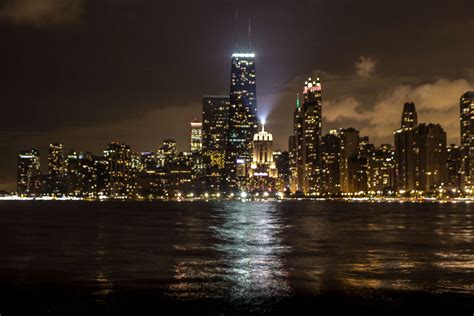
[{"left": 0, "top": 201, "right": 472, "bottom": 315}]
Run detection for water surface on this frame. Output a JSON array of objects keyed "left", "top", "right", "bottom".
[{"left": 0, "top": 201, "right": 472, "bottom": 314}]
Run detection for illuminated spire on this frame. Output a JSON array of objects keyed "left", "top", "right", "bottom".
[{"left": 296, "top": 93, "right": 300, "bottom": 109}]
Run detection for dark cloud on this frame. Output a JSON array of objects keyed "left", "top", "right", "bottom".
[{"left": 0, "top": 0, "right": 84, "bottom": 26}]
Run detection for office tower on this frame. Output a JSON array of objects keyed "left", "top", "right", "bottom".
[
  {"left": 248, "top": 122, "right": 278, "bottom": 192},
  {"left": 394, "top": 102, "right": 418, "bottom": 192},
  {"left": 226, "top": 52, "right": 258, "bottom": 189},
  {"left": 302, "top": 77, "right": 323, "bottom": 194},
  {"left": 339, "top": 128, "right": 360, "bottom": 194},
  {"left": 48, "top": 143, "right": 67, "bottom": 195},
  {"left": 190, "top": 119, "right": 203, "bottom": 154},
  {"left": 48, "top": 143, "right": 65, "bottom": 177},
  {"left": 103, "top": 142, "right": 135, "bottom": 199},
  {"left": 274, "top": 150, "right": 290, "bottom": 192},
  {"left": 320, "top": 131, "right": 341, "bottom": 196},
  {"left": 460, "top": 92, "right": 474, "bottom": 193},
  {"left": 17, "top": 149, "right": 41, "bottom": 196},
  {"left": 354, "top": 136, "right": 373, "bottom": 194},
  {"left": 291, "top": 78, "right": 323, "bottom": 195},
  {"left": 367, "top": 144, "right": 395, "bottom": 194},
  {"left": 202, "top": 95, "right": 230, "bottom": 177},
  {"left": 66, "top": 151, "right": 97, "bottom": 197},
  {"left": 414, "top": 123, "right": 447, "bottom": 192},
  {"left": 291, "top": 94, "right": 304, "bottom": 194},
  {"left": 446, "top": 144, "right": 461, "bottom": 190}
]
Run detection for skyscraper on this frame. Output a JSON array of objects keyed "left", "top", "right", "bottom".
[
  {"left": 394, "top": 102, "right": 418, "bottom": 192},
  {"left": 48, "top": 143, "right": 66, "bottom": 195},
  {"left": 202, "top": 95, "right": 230, "bottom": 176},
  {"left": 103, "top": 142, "right": 135, "bottom": 199},
  {"left": 460, "top": 92, "right": 474, "bottom": 193},
  {"left": 413, "top": 123, "right": 447, "bottom": 192},
  {"left": 367, "top": 144, "right": 395, "bottom": 194},
  {"left": 446, "top": 144, "right": 461, "bottom": 190},
  {"left": 290, "top": 94, "right": 304, "bottom": 194},
  {"left": 339, "top": 127, "right": 360, "bottom": 194},
  {"left": 320, "top": 131, "right": 341, "bottom": 196},
  {"left": 17, "top": 149, "right": 41, "bottom": 196},
  {"left": 226, "top": 52, "right": 258, "bottom": 190},
  {"left": 292, "top": 78, "right": 323, "bottom": 195},
  {"left": 248, "top": 122, "right": 278, "bottom": 192},
  {"left": 48, "top": 143, "right": 65, "bottom": 177}
]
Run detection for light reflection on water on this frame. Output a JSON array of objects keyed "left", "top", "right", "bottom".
[{"left": 168, "top": 202, "right": 291, "bottom": 303}]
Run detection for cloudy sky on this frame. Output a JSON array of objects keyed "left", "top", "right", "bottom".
[{"left": 1, "top": 0, "right": 474, "bottom": 191}]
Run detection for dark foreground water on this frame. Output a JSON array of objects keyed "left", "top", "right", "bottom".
[{"left": 0, "top": 201, "right": 472, "bottom": 315}]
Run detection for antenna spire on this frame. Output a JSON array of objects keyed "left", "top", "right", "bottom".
[
  {"left": 235, "top": 9, "right": 239, "bottom": 50},
  {"left": 248, "top": 17, "right": 252, "bottom": 50}
]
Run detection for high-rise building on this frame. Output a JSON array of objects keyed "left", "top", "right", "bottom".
[
  {"left": 17, "top": 149, "right": 41, "bottom": 196},
  {"left": 248, "top": 122, "right": 278, "bottom": 192},
  {"left": 414, "top": 123, "right": 447, "bottom": 192},
  {"left": 460, "top": 92, "right": 474, "bottom": 193},
  {"left": 66, "top": 151, "right": 98, "bottom": 197},
  {"left": 190, "top": 119, "right": 203, "bottom": 154},
  {"left": 320, "top": 131, "right": 341, "bottom": 196},
  {"left": 202, "top": 95, "right": 230, "bottom": 189},
  {"left": 103, "top": 142, "right": 135, "bottom": 199},
  {"left": 48, "top": 143, "right": 67, "bottom": 195},
  {"left": 339, "top": 128, "right": 360, "bottom": 194},
  {"left": 226, "top": 52, "right": 258, "bottom": 190},
  {"left": 291, "top": 94, "right": 304, "bottom": 194},
  {"left": 367, "top": 144, "right": 395, "bottom": 194},
  {"left": 394, "top": 102, "right": 418, "bottom": 192},
  {"left": 48, "top": 143, "right": 65, "bottom": 177},
  {"left": 274, "top": 150, "right": 290, "bottom": 192},
  {"left": 447, "top": 144, "right": 461, "bottom": 190},
  {"left": 292, "top": 78, "right": 323, "bottom": 195}
]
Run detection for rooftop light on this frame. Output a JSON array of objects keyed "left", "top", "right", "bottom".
[{"left": 232, "top": 53, "right": 255, "bottom": 58}]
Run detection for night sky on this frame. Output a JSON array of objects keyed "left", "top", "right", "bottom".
[{"left": 1, "top": 0, "right": 474, "bottom": 191}]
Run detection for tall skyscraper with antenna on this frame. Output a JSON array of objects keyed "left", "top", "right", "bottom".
[{"left": 225, "top": 14, "right": 258, "bottom": 191}]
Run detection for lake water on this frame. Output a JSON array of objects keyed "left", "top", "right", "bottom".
[{"left": 0, "top": 201, "right": 472, "bottom": 315}]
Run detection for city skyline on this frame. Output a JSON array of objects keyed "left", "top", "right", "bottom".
[{"left": 2, "top": 0, "right": 474, "bottom": 191}]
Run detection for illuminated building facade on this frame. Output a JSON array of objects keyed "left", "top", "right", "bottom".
[
  {"left": 291, "top": 78, "right": 323, "bottom": 195},
  {"left": 320, "top": 131, "right": 341, "bottom": 196},
  {"left": 291, "top": 94, "right": 304, "bottom": 194},
  {"left": 446, "top": 144, "right": 462, "bottom": 190},
  {"left": 460, "top": 92, "right": 474, "bottom": 193},
  {"left": 367, "top": 144, "right": 395, "bottom": 194},
  {"left": 226, "top": 53, "right": 258, "bottom": 190},
  {"left": 414, "top": 123, "right": 447, "bottom": 192},
  {"left": 66, "top": 151, "right": 98, "bottom": 197},
  {"left": 202, "top": 95, "right": 230, "bottom": 190},
  {"left": 190, "top": 120, "right": 203, "bottom": 154},
  {"left": 274, "top": 150, "right": 290, "bottom": 192},
  {"left": 104, "top": 142, "right": 135, "bottom": 199},
  {"left": 48, "top": 143, "right": 67, "bottom": 195},
  {"left": 394, "top": 102, "right": 418, "bottom": 192},
  {"left": 17, "top": 149, "right": 41, "bottom": 196},
  {"left": 339, "top": 128, "right": 360, "bottom": 194},
  {"left": 248, "top": 123, "right": 278, "bottom": 192}
]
